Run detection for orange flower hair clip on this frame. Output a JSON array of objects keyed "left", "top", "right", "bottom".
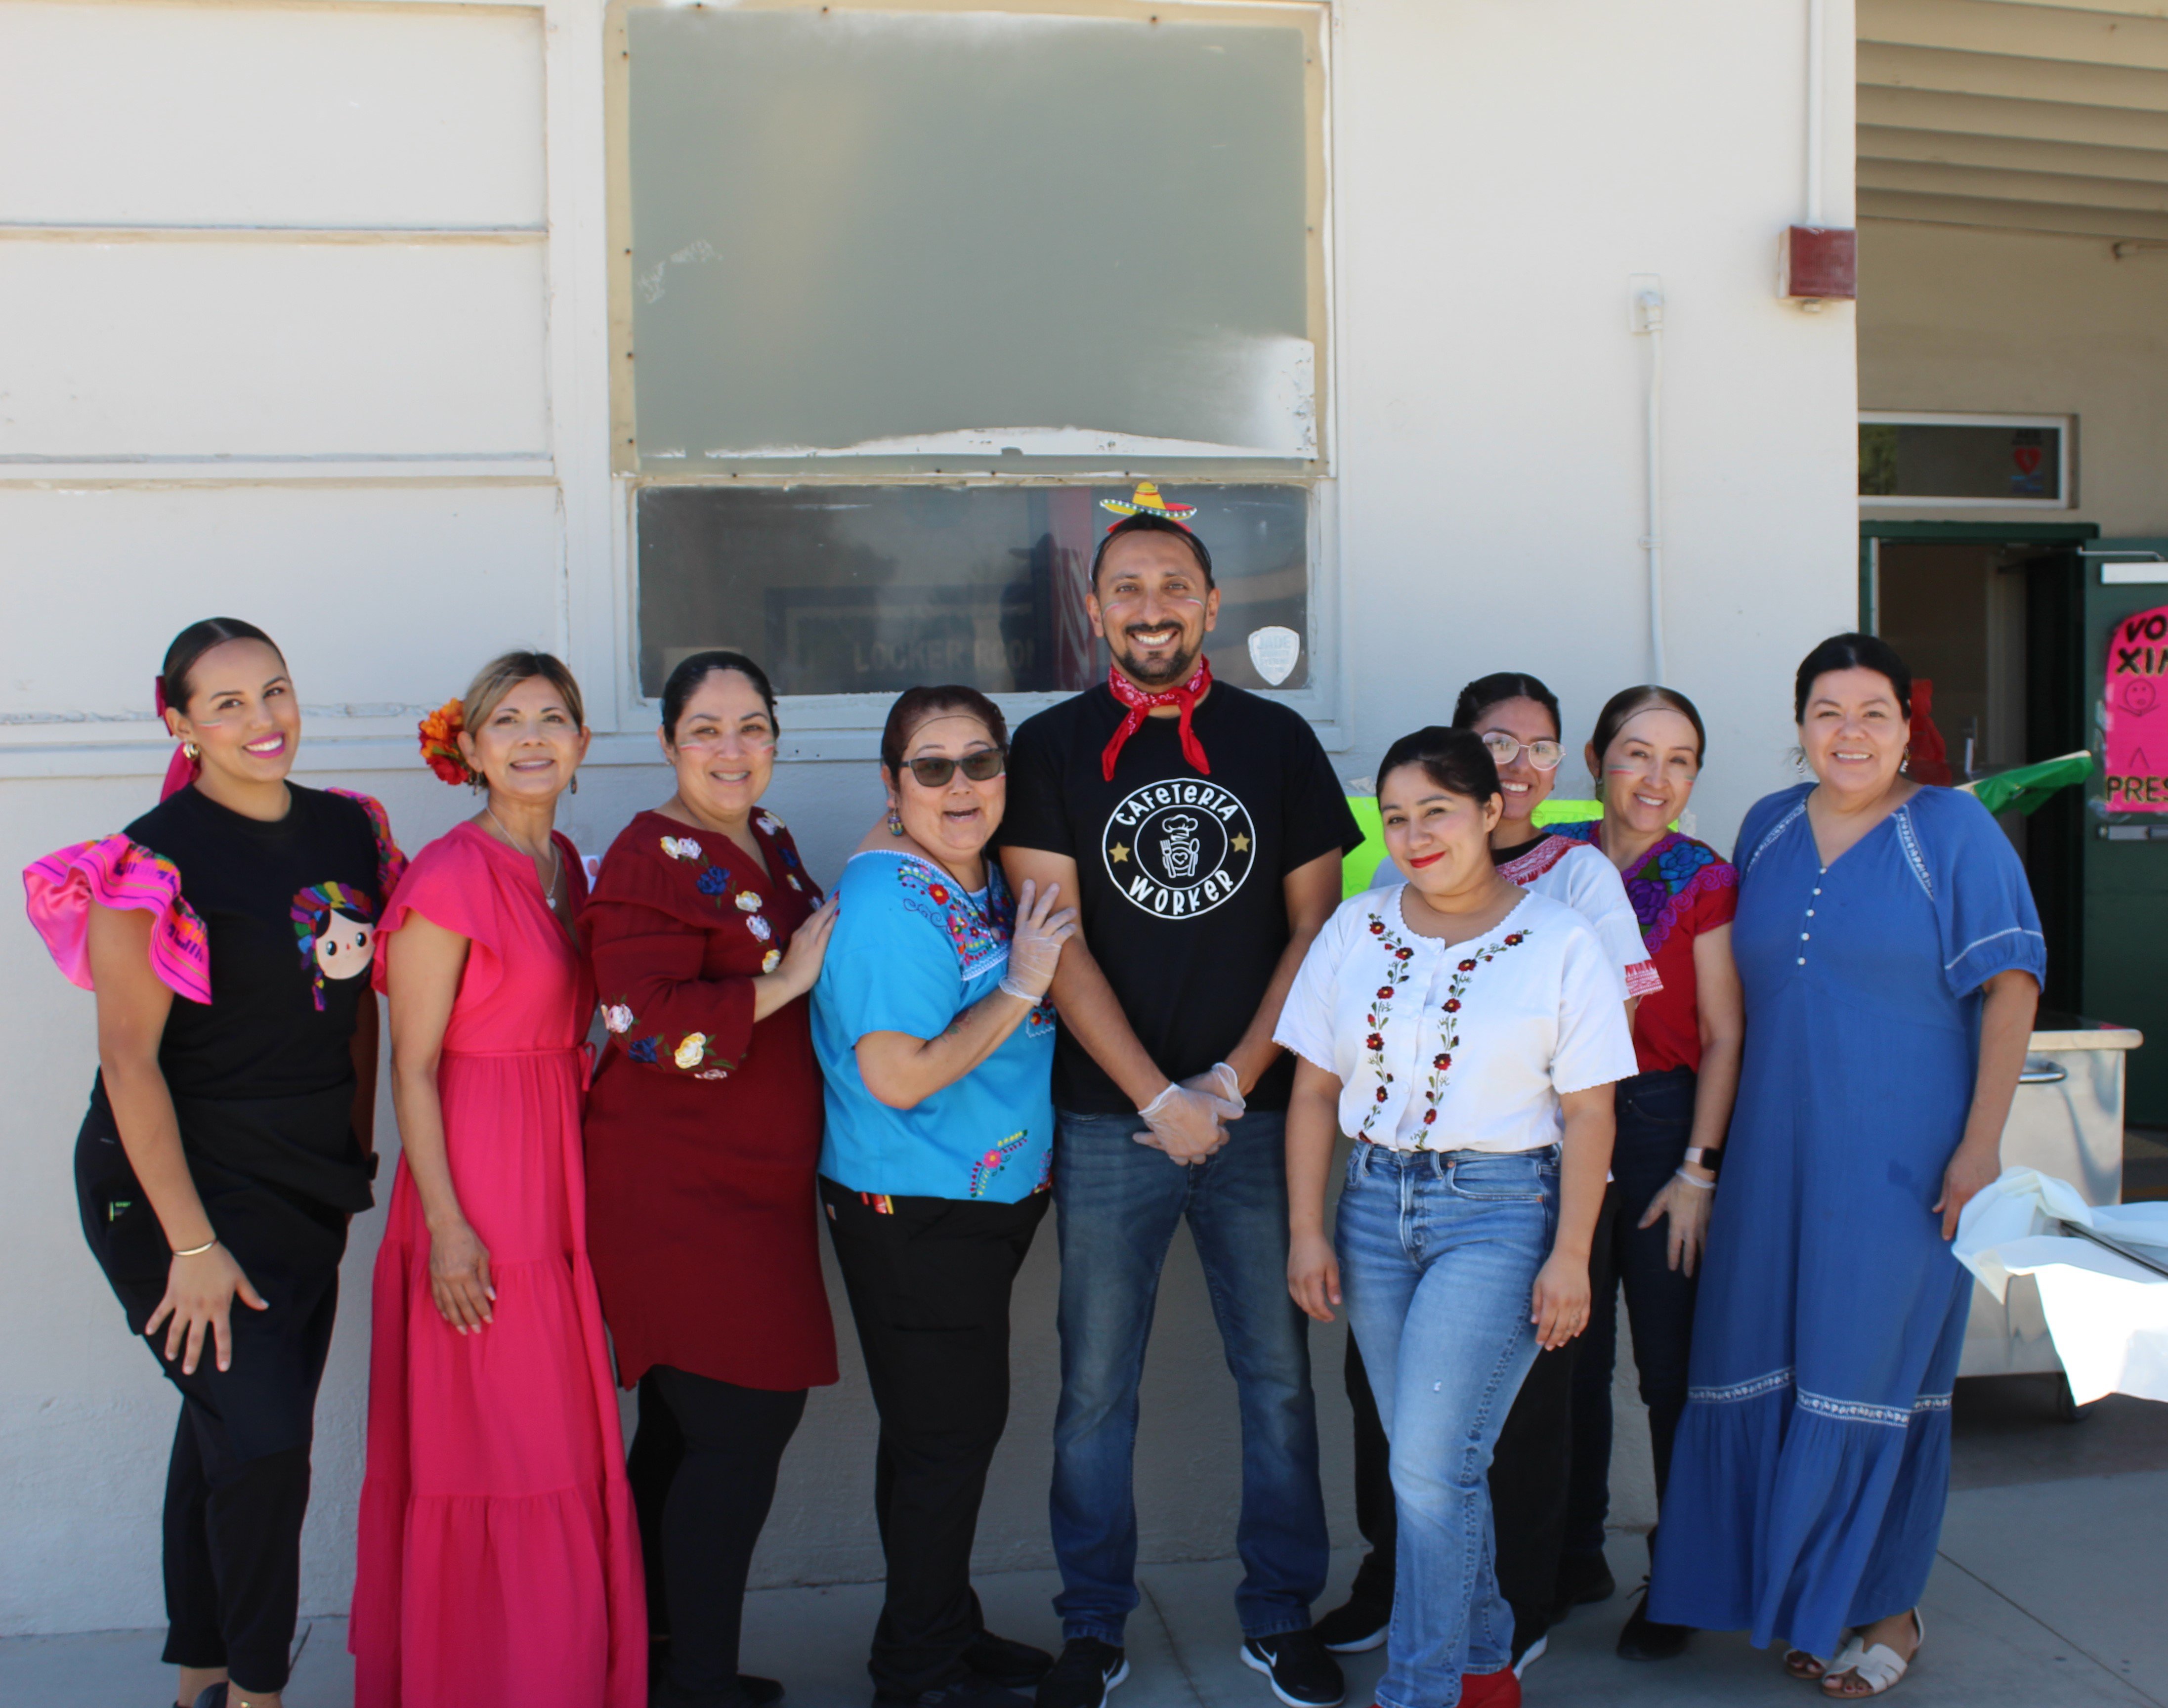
[{"left": 418, "top": 698, "right": 474, "bottom": 786}]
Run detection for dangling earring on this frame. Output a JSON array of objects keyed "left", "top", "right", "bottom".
[
  {"left": 469, "top": 773, "right": 485, "bottom": 795},
  {"left": 570, "top": 773, "right": 580, "bottom": 795},
  {"left": 182, "top": 741, "right": 200, "bottom": 761},
  {"left": 887, "top": 806, "right": 905, "bottom": 837}
]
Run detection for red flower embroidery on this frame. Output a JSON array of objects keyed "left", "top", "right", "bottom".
[
  {"left": 1458, "top": 959, "right": 1478, "bottom": 972},
  {"left": 1443, "top": 998, "right": 1460, "bottom": 1013},
  {"left": 1504, "top": 933, "right": 1524, "bottom": 945},
  {"left": 1368, "top": 920, "right": 1386, "bottom": 935},
  {"left": 928, "top": 883, "right": 951, "bottom": 904},
  {"left": 1376, "top": 986, "right": 1395, "bottom": 1000},
  {"left": 1374, "top": 1087, "right": 1389, "bottom": 1103},
  {"left": 1394, "top": 946, "right": 1413, "bottom": 961},
  {"left": 1366, "top": 1033, "right": 1384, "bottom": 1051},
  {"left": 1422, "top": 1109, "right": 1438, "bottom": 1125},
  {"left": 1432, "top": 1053, "right": 1449, "bottom": 1068}
]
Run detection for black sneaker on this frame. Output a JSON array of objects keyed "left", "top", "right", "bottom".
[
  {"left": 966, "top": 1630, "right": 1055, "bottom": 1689},
  {"left": 1239, "top": 1630, "right": 1346, "bottom": 1708},
  {"left": 1548, "top": 1549, "right": 1616, "bottom": 1623},
  {"left": 1615, "top": 1589, "right": 1692, "bottom": 1662},
  {"left": 1034, "top": 1638, "right": 1128, "bottom": 1708},
  {"left": 1311, "top": 1595, "right": 1389, "bottom": 1655}
]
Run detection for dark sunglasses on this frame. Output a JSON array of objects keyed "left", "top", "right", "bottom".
[{"left": 903, "top": 749, "right": 1006, "bottom": 788}]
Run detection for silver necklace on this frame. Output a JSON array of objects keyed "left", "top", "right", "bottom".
[{"left": 486, "top": 806, "right": 562, "bottom": 910}]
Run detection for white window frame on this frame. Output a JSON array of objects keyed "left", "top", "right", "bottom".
[
  {"left": 1857, "top": 411, "right": 2074, "bottom": 512},
  {"left": 604, "top": 0, "right": 1346, "bottom": 756}
]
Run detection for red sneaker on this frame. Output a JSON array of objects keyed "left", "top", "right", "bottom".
[{"left": 1457, "top": 1668, "right": 1522, "bottom": 1708}]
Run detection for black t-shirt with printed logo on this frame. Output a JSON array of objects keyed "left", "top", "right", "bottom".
[{"left": 1001, "top": 681, "right": 1362, "bottom": 1114}]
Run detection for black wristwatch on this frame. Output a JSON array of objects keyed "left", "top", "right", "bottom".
[{"left": 1682, "top": 1146, "right": 1723, "bottom": 1179}]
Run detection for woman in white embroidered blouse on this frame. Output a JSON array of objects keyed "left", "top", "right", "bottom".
[
  {"left": 1279, "top": 728, "right": 1635, "bottom": 1708},
  {"left": 1317, "top": 672, "right": 1654, "bottom": 1662}
]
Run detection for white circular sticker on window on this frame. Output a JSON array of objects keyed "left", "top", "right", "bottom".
[{"left": 1247, "top": 626, "right": 1301, "bottom": 686}]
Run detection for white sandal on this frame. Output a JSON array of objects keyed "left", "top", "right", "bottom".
[{"left": 1821, "top": 1610, "right": 1923, "bottom": 1697}]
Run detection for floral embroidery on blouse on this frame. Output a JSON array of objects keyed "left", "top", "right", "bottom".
[
  {"left": 969, "top": 1130, "right": 1031, "bottom": 1197},
  {"left": 762, "top": 948, "right": 781, "bottom": 973},
  {"left": 735, "top": 890, "right": 763, "bottom": 912},
  {"left": 747, "top": 914, "right": 773, "bottom": 942},
  {"left": 1558, "top": 825, "right": 1737, "bottom": 960},
  {"left": 756, "top": 812, "right": 784, "bottom": 836},
  {"left": 1357, "top": 911, "right": 1421, "bottom": 1140},
  {"left": 628, "top": 1035, "right": 660, "bottom": 1064},
  {"left": 1411, "top": 929, "right": 1535, "bottom": 1144},
  {"left": 660, "top": 836, "right": 703, "bottom": 862},
  {"left": 675, "top": 1032, "right": 711, "bottom": 1069},
  {"left": 603, "top": 1003, "right": 635, "bottom": 1034},
  {"left": 895, "top": 856, "right": 1014, "bottom": 982}
]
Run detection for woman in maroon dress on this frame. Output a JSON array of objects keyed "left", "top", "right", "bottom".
[{"left": 583, "top": 650, "right": 840, "bottom": 1708}]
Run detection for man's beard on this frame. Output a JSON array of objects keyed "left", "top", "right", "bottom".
[{"left": 1111, "top": 629, "right": 1200, "bottom": 689}]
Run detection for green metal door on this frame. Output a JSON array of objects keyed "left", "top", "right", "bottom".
[{"left": 2083, "top": 541, "right": 2168, "bottom": 1125}]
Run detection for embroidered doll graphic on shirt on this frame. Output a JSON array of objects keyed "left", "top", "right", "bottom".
[{"left": 291, "top": 880, "right": 376, "bottom": 1011}]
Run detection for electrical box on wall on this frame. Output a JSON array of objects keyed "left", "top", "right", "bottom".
[{"left": 1779, "top": 224, "right": 1857, "bottom": 304}]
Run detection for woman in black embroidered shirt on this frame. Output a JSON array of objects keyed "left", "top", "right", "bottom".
[{"left": 23, "top": 619, "right": 404, "bottom": 1708}]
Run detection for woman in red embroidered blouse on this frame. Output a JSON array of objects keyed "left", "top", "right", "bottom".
[
  {"left": 582, "top": 651, "right": 839, "bottom": 1708},
  {"left": 1556, "top": 686, "right": 1743, "bottom": 1662}
]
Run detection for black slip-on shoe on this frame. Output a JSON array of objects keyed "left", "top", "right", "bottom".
[
  {"left": 1034, "top": 1639, "right": 1128, "bottom": 1708},
  {"left": 1548, "top": 1549, "right": 1616, "bottom": 1623},
  {"left": 191, "top": 1689, "right": 229, "bottom": 1708},
  {"left": 1239, "top": 1629, "right": 1346, "bottom": 1708},
  {"left": 966, "top": 1630, "right": 1055, "bottom": 1690},
  {"left": 1311, "top": 1595, "right": 1389, "bottom": 1655},
  {"left": 738, "top": 1677, "right": 786, "bottom": 1706},
  {"left": 1615, "top": 1591, "right": 1692, "bottom": 1662}
]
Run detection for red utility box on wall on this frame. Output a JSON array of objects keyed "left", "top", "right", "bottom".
[{"left": 1779, "top": 224, "right": 1857, "bottom": 301}]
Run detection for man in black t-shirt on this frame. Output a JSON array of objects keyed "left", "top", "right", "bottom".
[{"left": 1001, "top": 513, "right": 1360, "bottom": 1708}]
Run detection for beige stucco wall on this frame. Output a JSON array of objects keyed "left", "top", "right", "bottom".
[
  {"left": 2, "top": 0, "right": 1837, "bottom": 1632},
  {"left": 1858, "top": 220, "right": 2168, "bottom": 536}
]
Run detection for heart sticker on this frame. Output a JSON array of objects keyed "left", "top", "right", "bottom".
[{"left": 2013, "top": 445, "right": 2043, "bottom": 475}]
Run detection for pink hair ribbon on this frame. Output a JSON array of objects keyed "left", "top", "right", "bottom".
[{"left": 151, "top": 674, "right": 199, "bottom": 801}]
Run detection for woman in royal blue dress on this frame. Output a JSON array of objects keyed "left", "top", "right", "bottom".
[{"left": 1648, "top": 635, "right": 2042, "bottom": 1699}]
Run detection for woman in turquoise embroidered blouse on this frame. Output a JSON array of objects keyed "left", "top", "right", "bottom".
[{"left": 809, "top": 685, "right": 1077, "bottom": 1705}]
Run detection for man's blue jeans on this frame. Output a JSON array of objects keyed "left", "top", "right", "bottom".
[
  {"left": 1049, "top": 1108, "right": 1329, "bottom": 1644},
  {"left": 1338, "top": 1143, "right": 1558, "bottom": 1708}
]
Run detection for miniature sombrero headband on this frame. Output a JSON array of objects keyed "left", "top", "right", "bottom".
[{"left": 1101, "top": 481, "right": 1197, "bottom": 531}]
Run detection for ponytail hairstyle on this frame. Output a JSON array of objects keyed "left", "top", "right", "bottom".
[{"left": 1588, "top": 684, "right": 1708, "bottom": 771}]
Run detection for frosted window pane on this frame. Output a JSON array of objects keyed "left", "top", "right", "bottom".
[
  {"left": 637, "top": 484, "right": 1309, "bottom": 697},
  {"left": 627, "top": 8, "right": 1313, "bottom": 469}
]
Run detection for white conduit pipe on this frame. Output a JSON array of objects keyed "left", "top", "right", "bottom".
[
  {"left": 1806, "top": 0, "right": 1826, "bottom": 225},
  {"left": 1635, "top": 283, "right": 1667, "bottom": 683}
]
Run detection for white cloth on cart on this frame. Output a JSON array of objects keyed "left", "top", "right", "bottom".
[{"left": 1954, "top": 1166, "right": 2168, "bottom": 1404}]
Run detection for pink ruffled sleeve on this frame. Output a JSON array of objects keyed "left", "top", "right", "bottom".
[
  {"left": 372, "top": 830, "right": 502, "bottom": 1003},
  {"left": 22, "top": 836, "right": 212, "bottom": 1005}
]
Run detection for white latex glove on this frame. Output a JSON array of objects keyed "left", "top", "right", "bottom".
[
  {"left": 998, "top": 878, "right": 1078, "bottom": 1002},
  {"left": 1181, "top": 1062, "right": 1245, "bottom": 1123},
  {"left": 1135, "top": 1082, "right": 1240, "bottom": 1165}
]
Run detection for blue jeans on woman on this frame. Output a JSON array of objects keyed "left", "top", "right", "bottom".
[
  {"left": 1338, "top": 1143, "right": 1559, "bottom": 1708},
  {"left": 1049, "top": 1108, "right": 1328, "bottom": 1645}
]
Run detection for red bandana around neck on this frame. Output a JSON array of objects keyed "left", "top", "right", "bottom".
[{"left": 1101, "top": 656, "right": 1212, "bottom": 781}]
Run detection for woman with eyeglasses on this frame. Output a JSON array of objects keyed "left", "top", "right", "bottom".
[
  {"left": 581, "top": 651, "right": 841, "bottom": 1708},
  {"left": 810, "top": 685, "right": 1079, "bottom": 1708},
  {"left": 1320, "top": 672, "right": 1652, "bottom": 1669}
]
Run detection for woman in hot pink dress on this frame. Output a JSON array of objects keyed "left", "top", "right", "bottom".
[{"left": 351, "top": 651, "right": 642, "bottom": 1708}]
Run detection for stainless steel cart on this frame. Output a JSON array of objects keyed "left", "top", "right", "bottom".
[{"left": 1959, "top": 1013, "right": 2144, "bottom": 1379}]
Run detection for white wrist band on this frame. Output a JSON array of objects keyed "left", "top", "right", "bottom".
[
  {"left": 1673, "top": 1168, "right": 1715, "bottom": 1191},
  {"left": 998, "top": 974, "right": 1039, "bottom": 1002}
]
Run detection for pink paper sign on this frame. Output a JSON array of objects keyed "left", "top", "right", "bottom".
[{"left": 2106, "top": 603, "right": 2168, "bottom": 812}]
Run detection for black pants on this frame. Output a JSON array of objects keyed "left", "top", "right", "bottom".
[
  {"left": 1565, "top": 1068, "right": 1700, "bottom": 1563},
  {"left": 77, "top": 1102, "right": 345, "bottom": 1692},
  {"left": 628, "top": 1366, "right": 808, "bottom": 1699},
  {"left": 821, "top": 1179, "right": 1047, "bottom": 1701},
  {"left": 1344, "top": 1203, "right": 1616, "bottom": 1655}
]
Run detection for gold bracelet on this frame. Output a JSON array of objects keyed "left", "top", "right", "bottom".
[{"left": 170, "top": 1237, "right": 219, "bottom": 1258}]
